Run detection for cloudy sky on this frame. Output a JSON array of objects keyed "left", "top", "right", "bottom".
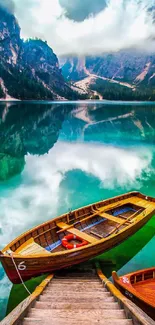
[{"left": 2, "top": 0, "right": 155, "bottom": 56}]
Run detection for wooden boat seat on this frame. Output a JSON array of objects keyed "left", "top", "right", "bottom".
[
  {"left": 90, "top": 231, "right": 103, "bottom": 239},
  {"left": 15, "top": 238, "right": 51, "bottom": 256},
  {"left": 56, "top": 222, "right": 98, "bottom": 243},
  {"left": 97, "top": 197, "right": 145, "bottom": 214},
  {"left": 98, "top": 212, "right": 133, "bottom": 224}
]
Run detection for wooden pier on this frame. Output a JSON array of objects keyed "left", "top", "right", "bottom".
[{"left": 1, "top": 265, "right": 154, "bottom": 325}]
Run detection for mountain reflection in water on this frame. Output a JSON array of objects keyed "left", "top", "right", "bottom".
[
  {"left": 0, "top": 102, "right": 72, "bottom": 181},
  {"left": 0, "top": 100, "right": 155, "bottom": 319}
]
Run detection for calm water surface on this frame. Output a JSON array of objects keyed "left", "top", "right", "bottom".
[{"left": 0, "top": 101, "right": 155, "bottom": 318}]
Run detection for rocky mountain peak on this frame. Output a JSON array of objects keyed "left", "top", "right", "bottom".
[
  {"left": 22, "top": 39, "right": 58, "bottom": 69},
  {"left": 21, "top": 39, "right": 66, "bottom": 92},
  {"left": 0, "top": 7, "right": 80, "bottom": 100},
  {"left": 0, "top": 7, "right": 21, "bottom": 65}
]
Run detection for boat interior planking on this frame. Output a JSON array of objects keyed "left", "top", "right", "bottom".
[{"left": 1, "top": 191, "right": 155, "bottom": 283}]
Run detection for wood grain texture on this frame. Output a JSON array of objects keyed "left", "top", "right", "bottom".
[
  {"left": 0, "top": 274, "right": 54, "bottom": 325},
  {"left": 112, "top": 267, "right": 155, "bottom": 321},
  {"left": 97, "top": 266, "right": 155, "bottom": 325},
  {"left": 2, "top": 267, "right": 154, "bottom": 325},
  {"left": 23, "top": 270, "right": 133, "bottom": 325},
  {"left": 1, "top": 191, "right": 155, "bottom": 284}
]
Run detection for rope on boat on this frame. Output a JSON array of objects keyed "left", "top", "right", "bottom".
[{"left": 10, "top": 253, "right": 31, "bottom": 296}]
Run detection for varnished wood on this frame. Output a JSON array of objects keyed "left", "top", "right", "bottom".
[
  {"left": 57, "top": 198, "right": 140, "bottom": 235},
  {"left": 16, "top": 238, "right": 51, "bottom": 256},
  {"left": 3, "top": 267, "right": 153, "bottom": 325},
  {"left": 112, "top": 267, "right": 155, "bottom": 321},
  {"left": 23, "top": 270, "right": 134, "bottom": 325},
  {"left": 105, "top": 209, "right": 143, "bottom": 237},
  {"left": 56, "top": 222, "right": 97, "bottom": 243},
  {"left": 98, "top": 212, "right": 133, "bottom": 224},
  {"left": 97, "top": 265, "right": 155, "bottom": 325},
  {"left": 90, "top": 231, "right": 103, "bottom": 239},
  {"left": 56, "top": 207, "right": 107, "bottom": 234},
  {"left": 1, "top": 191, "right": 155, "bottom": 284},
  {"left": 34, "top": 227, "right": 56, "bottom": 240},
  {"left": 0, "top": 274, "right": 54, "bottom": 325}
]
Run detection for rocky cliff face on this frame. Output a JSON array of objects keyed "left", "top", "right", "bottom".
[
  {"left": 60, "top": 52, "right": 155, "bottom": 86},
  {"left": 61, "top": 57, "right": 87, "bottom": 81},
  {"left": 21, "top": 40, "right": 70, "bottom": 97},
  {"left": 86, "top": 53, "right": 155, "bottom": 86},
  {"left": 0, "top": 7, "right": 21, "bottom": 65},
  {"left": 0, "top": 7, "right": 74, "bottom": 100}
]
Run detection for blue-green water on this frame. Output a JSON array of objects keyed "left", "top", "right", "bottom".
[{"left": 0, "top": 101, "right": 155, "bottom": 319}]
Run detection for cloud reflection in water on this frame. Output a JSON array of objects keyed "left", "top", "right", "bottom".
[{"left": 0, "top": 141, "right": 153, "bottom": 248}]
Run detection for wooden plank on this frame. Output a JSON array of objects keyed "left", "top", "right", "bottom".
[
  {"left": 56, "top": 200, "right": 129, "bottom": 234},
  {"left": 2, "top": 191, "right": 154, "bottom": 254},
  {"left": 105, "top": 210, "right": 141, "bottom": 238},
  {"left": 56, "top": 198, "right": 137, "bottom": 235},
  {"left": 40, "top": 294, "right": 115, "bottom": 302},
  {"left": 0, "top": 274, "right": 54, "bottom": 325},
  {"left": 23, "top": 318, "right": 133, "bottom": 325},
  {"left": 98, "top": 196, "right": 152, "bottom": 213},
  {"left": 90, "top": 231, "right": 103, "bottom": 239},
  {"left": 56, "top": 222, "right": 97, "bottom": 243},
  {"left": 28, "top": 308, "right": 126, "bottom": 320},
  {"left": 34, "top": 227, "right": 57, "bottom": 240},
  {"left": 96, "top": 265, "right": 155, "bottom": 325},
  {"left": 56, "top": 211, "right": 102, "bottom": 234},
  {"left": 67, "top": 226, "right": 98, "bottom": 243},
  {"left": 56, "top": 222, "right": 70, "bottom": 230},
  {"left": 34, "top": 301, "right": 119, "bottom": 309},
  {"left": 97, "top": 213, "right": 133, "bottom": 224},
  {"left": 15, "top": 238, "right": 51, "bottom": 256}
]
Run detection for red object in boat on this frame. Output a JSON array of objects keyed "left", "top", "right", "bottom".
[{"left": 61, "top": 234, "right": 88, "bottom": 249}]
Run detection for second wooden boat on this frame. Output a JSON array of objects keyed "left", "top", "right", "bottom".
[
  {"left": 112, "top": 267, "right": 155, "bottom": 320},
  {"left": 1, "top": 191, "right": 155, "bottom": 284}
]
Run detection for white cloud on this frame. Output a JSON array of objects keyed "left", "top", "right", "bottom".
[
  {"left": 0, "top": 141, "right": 153, "bottom": 248},
  {"left": 0, "top": 140, "right": 153, "bottom": 316},
  {"left": 13, "top": 0, "right": 155, "bottom": 56}
]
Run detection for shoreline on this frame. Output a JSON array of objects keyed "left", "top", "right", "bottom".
[
  {"left": 0, "top": 99, "right": 155, "bottom": 104},
  {"left": 0, "top": 98, "right": 21, "bottom": 102}
]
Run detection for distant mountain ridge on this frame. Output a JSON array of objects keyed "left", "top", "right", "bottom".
[
  {"left": 61, "top": 53, "right": 155, "bottom": 85},
  {"left": 60, "top": 53, "right": 155, "bottom": 100},
  {"left": 0, "top": 7, "right": 78, "bottom": 100},
  {"left": 1, "top": 5, "right": 155, "bottom": 101}
]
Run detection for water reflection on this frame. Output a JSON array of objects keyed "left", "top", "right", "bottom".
[
  {"left": 0, "top": 102, "right": 71, "bottom": 180},
  {"left": 0, "top": 101, "right": 155, "bottom": 319},
  {"left": 1, "top": 102, "right": 155, "bottom": 182},
  {"left": 72, "top": 103, "right": 155, "bottom": 144},
  {"left": 0, "top": 101, "right": 155, "bottom": 247}
]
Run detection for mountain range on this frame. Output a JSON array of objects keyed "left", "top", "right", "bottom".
[
  {"left": 0, "top": 6, "right": 155, "bottom": 101},
  {"left": 61, "top": 53, "right": 155, "bottom": 85},
  {"left": 60, "top": 54, "right": 155, "bottom": 100},
  {"left": 0, "top": 6, "right": 82, "bottom": 100}
]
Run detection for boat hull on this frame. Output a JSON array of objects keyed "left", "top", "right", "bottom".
[
  {"left": 113, "top": 280, "right": 155, "bottom": 320},
  {"left": 1, "top": 207, "right": 154, "bottom": 284},
  {"left": 112, "top": 269, "right": 155, "bottom": 321}
]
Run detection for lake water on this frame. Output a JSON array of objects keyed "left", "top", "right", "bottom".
[{"left": 0, "top": 101, "right": 155, "bottom": 319}]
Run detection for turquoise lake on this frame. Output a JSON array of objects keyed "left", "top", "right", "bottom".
[{"left": 0, "top": 101, "right": 155, "bottom": 319}]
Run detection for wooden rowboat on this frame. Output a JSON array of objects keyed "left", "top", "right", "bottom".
[
  {"left": 112, "top": 267, "right": 155, "bottom": 320},
  {"left": 1, "top": 191, "right": 155, "bottom": 284}
]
